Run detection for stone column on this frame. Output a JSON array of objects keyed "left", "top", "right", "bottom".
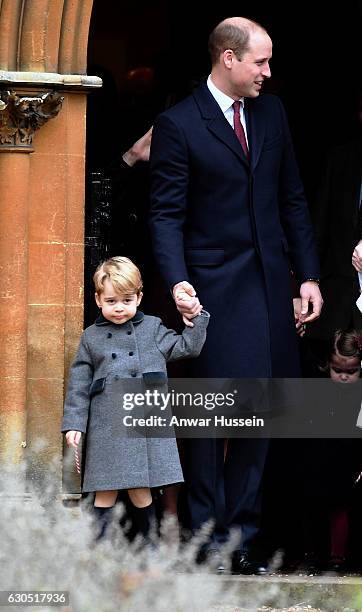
[
  {"left": 26, "top": 91, "right": 86, "bottom": 493},
  {"left": 0, "top": 0, "right": 99, "bottom": 496},
  {"left": 0, "top": 73, "right": 101, "bottom": 499},
  {"left": 0, "top": 90, "right": 63, "bottom": 471}
]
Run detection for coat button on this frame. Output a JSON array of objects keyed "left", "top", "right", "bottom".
[
  {"left": 131, "top": 372, "right": 137, "bottom": 377},
  {"left": 112, "top": 353, "right": 117, "bottom": 359},
  {"left": 107, "top": 332, "right": 112, "bottom": 338},
  {"left": 127, "top": 331, "right": 132, "bottom": 335},
  {"left": 129, "top": 351, "right": 134, "bottom": 356}
]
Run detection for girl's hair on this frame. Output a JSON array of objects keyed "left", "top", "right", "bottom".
[
  {"left": 93, "top": 257, "right": 143, "bottom": 296},
  {"left": 318, "top": 329, "right": 362, "bottom": 374},
  {"left": 331, "top": 329, "right": 362, "bottom": 360}
]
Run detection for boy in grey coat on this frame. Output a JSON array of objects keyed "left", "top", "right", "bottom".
[{"left": 62, "top": 256, "right": 209, "bottom": 540}]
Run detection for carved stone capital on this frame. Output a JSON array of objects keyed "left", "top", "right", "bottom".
[{"left": 0, "top": 90, "right": 64, "bottom": 151}]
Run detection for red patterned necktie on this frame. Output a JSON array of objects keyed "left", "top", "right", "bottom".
[{"left": 232, "top": 101, "right": 249, "bottom": 159}]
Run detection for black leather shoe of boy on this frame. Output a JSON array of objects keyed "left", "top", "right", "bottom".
[{"left": 231, "top": 551, "right": 268, "bottom": 575}]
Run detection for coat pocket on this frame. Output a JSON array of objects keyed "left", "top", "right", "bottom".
[
  {"left": 185, "top": 248, "right": 224, "bottom": 266},
  {"left": 142, "top": 371, "right": 167, "bottom": 386},
  {"left": 89, "top": 377, "right": 106, "bottom": 399}
]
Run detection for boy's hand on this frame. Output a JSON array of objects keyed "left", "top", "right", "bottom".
[
  {"left": 65, "top": 430, "right": 82, "bottom": 448},
  {"left": 173, "top": 281, "right": 202, "bottom": 327},
  {"left": 293, "top": 297, "right": 306, "bottom": 336}
]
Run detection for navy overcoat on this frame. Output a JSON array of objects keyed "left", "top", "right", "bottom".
[{"left": 150, "top": 83, "right": 320, "bottom": 377}]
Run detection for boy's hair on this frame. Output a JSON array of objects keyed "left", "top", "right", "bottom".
[{"left": 93, "top": 257, "right": 143, "bottom": 296}]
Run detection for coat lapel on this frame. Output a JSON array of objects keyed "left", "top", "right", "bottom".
[
  {"left": 193, "top": 82, "right": 266, "bottom": 172},
  {"left": 245, "top": 98, "right": 265, "bottom": 173},
  {"left": 193, "top": 83, "right": 249, "bottom": 168}
]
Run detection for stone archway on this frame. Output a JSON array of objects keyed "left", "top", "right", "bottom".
[{"left": 0, "top": 0, "right": 100, "bottom": 496}]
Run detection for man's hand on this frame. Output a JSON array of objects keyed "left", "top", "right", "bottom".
[
  {"left": 352, "top": 240, "right": 362, "bottom": 273},
  {"left": 65, "top": 430, "right": 82, "bottom": 448},
  {"left": 173, "top": 281, "right": 202, "bottom": 327},
  {"left": 299, "top": 281, "right": 323, "bottom": 323},
  {"left": 122, "top": 127, "right": 153, "bottom": 167}
]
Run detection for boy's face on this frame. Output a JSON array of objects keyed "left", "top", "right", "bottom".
[
  {"left": 95, "top": 279, "right": 142, "bottom": 325},
  {"left": 329, "top": 354, "right": 361, "bottom": 383}
]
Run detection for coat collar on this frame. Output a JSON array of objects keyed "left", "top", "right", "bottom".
[
  {"left": 95, "top": 310, "right": 145, "bottom": 326},
  {"left": 192, "top": 81, "right": 265, "bottom": 172}
]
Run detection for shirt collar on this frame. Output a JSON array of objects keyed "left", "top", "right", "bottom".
[
  {"left": 95, "top": 310, "right": 144, "bottom": 326},
  {"left": 207, "top": 75, "right": 244, "bottom": 113}
]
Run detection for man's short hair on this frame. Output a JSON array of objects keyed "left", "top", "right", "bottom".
[
  {"left": 93, "top": 256, "right": 143, "bottom": 296},
  {"left": 208, "top": 19, "right": 265, "bottom": 65}
]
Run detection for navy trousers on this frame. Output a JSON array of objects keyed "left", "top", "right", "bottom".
[{"left": 184, "top": 437, "right": 269, "bottom": 552}]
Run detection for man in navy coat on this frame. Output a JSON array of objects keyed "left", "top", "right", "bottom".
[{"left": 149, "top": 16, "right": 323, "bottom": 573}]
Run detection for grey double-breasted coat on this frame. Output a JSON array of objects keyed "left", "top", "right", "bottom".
[{"left": 62, "top": 310, "right": 209, "bottom": 492}]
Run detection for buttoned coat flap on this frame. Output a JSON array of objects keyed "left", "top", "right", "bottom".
[
  {"left": 143, "top": 371, "right": 167, "bottom": 386},
  {"left": 89, "top": 377, "right": 106, "bottom": 399}
]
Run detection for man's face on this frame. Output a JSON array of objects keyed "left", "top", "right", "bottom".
[{"left": 229, "top": 30, "right": 272, "bottom": 98}]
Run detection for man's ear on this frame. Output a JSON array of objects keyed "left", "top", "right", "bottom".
[
  {"left": 137, "top": 292, "right": 143, "bottom": 306},
  {"left": 223, "top": 49, "right": 234, "bottom": 69},
  {"left": 95, "top": 292, "right": 101, "bottom": 308}
]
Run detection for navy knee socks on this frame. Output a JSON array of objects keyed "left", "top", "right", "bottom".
[
  {"left": 93, "top": 506, "right": 114, "bottom": 541},
  {"left": 131, "top": 502, "right": 156, "bottom": 539}
]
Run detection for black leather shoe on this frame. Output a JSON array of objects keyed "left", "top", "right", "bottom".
[
  {"left": 196, "top": 548, "right": 225, "bottom": 573},
  {"left": 231, "top": 551, "right": 268, "bottom": 575},
  {"left": 326, "top": 556, "right": 347, "bottom": 574},
  {"left": 296, "top": 552, "right": 320, "bottom": 575}
]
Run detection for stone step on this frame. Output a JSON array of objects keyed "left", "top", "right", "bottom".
[{"left": 210, "top": 575, "right": 362, "bottom": 611}]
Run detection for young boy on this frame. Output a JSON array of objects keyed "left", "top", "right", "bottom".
[{"left": 62, "top": 256, "right": 209, "bottom": 539}]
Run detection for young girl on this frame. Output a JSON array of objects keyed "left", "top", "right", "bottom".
[
  {"left": 61, "top": 256, "right": 209, "bottom": 540},
  {"left": 300, "top": 329, "right": 362, "bottom": 572}
]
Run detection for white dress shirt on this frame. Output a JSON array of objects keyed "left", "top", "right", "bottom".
[{"left": 207, "top": 75, "right": 249, "bottom": 147}]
